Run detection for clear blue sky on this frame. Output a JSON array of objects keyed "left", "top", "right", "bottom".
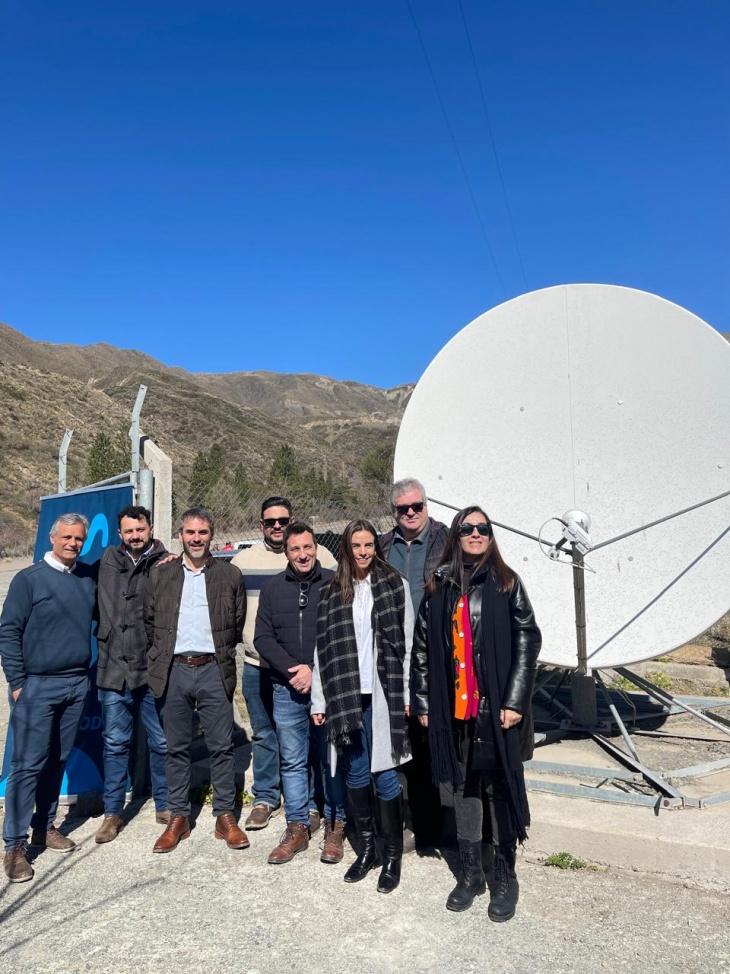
[{"left": 2, "top": 1, "right": 728, "bottom": 388}]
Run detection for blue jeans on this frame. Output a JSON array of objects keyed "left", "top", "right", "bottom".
[
  {"left": 273, "top": 683, "right": 347, "bottom": 825},
  {"left": 272, "top": 683, "right": 311, "bottom": 826},
  {"left": 312, "top": 722, "right": 347, "bottom": 822},
  {"left": 98, "top": 684, "right": 168, "bottom": 815},
  {"left": 342, "top": 696, "right": 400, "bottom": 801},
  {"left": 242, "top": 663, "right": 279, "bottom": 808},
  {"left": 3, "top": 675, "right": 88, "bottom": 850}
]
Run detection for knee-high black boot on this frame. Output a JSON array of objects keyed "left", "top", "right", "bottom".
[
  {"left": 344, "top": 786, "right": 381, "bottom": 883},
  {"left": 488, "top": 843, "right": 519, "bottom": 922},
  {"left": 446, "top": 839, "right": 487, "bottom": 911},
  {"left": 377, "top": 791, "right": 403, "bottom": 894}
]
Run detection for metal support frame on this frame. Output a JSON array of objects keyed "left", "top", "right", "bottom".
[
  {"left": 614, "top": 666, "right": 730, "bottom": 737},
  {"left": 531, "top": 669, "right": 730, "bottom": 808}
]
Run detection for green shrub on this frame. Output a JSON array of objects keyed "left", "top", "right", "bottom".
[{"left": 546, "top": 851, "right": 587, "bottom": 870}]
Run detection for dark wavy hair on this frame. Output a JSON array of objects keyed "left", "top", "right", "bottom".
[
  {"left": 331, "top": 518, "right": 393, "bottom": 604},
  {"left": 428, "top": 505, "right": 514, "bottom": 596}
]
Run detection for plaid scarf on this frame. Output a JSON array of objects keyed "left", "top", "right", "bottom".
[{"left": 316, "top": 562, "right": 407, "bottom": 757}]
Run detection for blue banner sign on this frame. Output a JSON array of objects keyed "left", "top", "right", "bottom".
[{"left": 1, "top": 483, "right": 134, "bottom": 801}]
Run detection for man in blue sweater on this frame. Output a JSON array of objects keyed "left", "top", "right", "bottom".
[{"left": 1, "top": 513, "right": 96, "bottom": 883}]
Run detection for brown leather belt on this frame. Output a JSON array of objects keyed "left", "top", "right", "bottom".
[{"left": 174, "top": 654, "right": 215, "bottom": 667}]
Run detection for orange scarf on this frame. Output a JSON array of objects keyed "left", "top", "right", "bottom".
[{"left": 452, "top": 593, "right": 480, "bottom": 720}]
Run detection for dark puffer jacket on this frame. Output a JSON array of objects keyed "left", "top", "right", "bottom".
[
  {"left": 253, "top": 561, "right": 334, "bottom": 685},
  {"left": 144, "top": 556, "right": 246, "bottom": 699},
  {"left": 411, "top": 562, "right": 541, "bottom": 766},
  {"left": 96, "top": 540, "right": 168, "bottom": 692}
]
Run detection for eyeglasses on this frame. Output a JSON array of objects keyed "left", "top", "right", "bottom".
[
  {"left": 262, "top": 517, "right": 291, "bottom": 528},
  {"left": 395, "top": 502, "right": 425, "bottom": 516},
  {"left": 458, "top": 522, "right": 492, "bottom": 537},
  {"left": 298, "top": 583, "right": 310, "bottom": 609}
]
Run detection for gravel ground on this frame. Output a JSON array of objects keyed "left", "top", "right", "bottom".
[
  {"left": 2, "top": 562, "right": 730, "bottom": 974},
  {"left": 0, "top": 802, "right": 728, "bottom": 974}
]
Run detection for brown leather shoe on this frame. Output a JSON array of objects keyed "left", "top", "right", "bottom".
[
  {"left": 214, "top": 813, "right": 250, "bottom": 849},
  {"left": 267, "top": 822, "right": 310, "bottom": 864},
  {"left": 320, "top": 819, "right": 346, "bottom": 864},
  {"left": 30, "top": 826, "right": 76, "bottom": 853},
  {"left": 155, "top": 811, "right": 171, "bottom": 825},
  {"left": 152, "top": 815, "right": 191, "bottom": 853},
  {"left": 95, "top": 815, "right": 125, "bottom": 844},
  {"left": 244, "top": 803, "right": 279, "bottom": 830},
  {"left": 4, "top": 845, "right": 33, "bottom": 883},
  {"left": 309, "top": 810, "right": 321, "bottom": 834}
]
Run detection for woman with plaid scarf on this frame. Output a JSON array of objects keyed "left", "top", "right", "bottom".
[{"left": 311, "top": 519, "right": 414, "bottom": 894}]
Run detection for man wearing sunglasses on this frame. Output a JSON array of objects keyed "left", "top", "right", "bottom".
[
  {"left": 231, "top": 497, "right": 337, "bottom": 831},
  {"left": 253, "top": 522, "right": 346, "bottom": 865},
  {"left": 380, "top": 478, "right": 448, "bottom": 852}
]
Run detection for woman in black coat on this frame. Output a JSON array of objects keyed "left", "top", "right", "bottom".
[{"left": 411, "top": 505, "right": 541, "bottom": 921}]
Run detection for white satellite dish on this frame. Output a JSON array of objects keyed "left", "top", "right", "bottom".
[{"left": 396, "top": 284, "right": 730, "bottom": 671}]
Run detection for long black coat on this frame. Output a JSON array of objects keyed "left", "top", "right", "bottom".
[{"left": 411, "top": 563, "right": 541, "bottom": 769}]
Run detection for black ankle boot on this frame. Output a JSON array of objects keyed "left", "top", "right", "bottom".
[
  {"left": 377, "top": 791, "right": 403, "bottom": 894},
  {"left": 488, "top": 843, "right": 519, "bottom": 922},
  {"left": 446, "top": 840, "right": 487, "bottom": 912},
  {"left": 344, "top": 786, "right": 381, "bottom": 883}
]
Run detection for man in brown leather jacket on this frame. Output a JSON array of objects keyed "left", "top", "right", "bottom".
[{"left": 144, "top": 507, "right": 248, "bottom": 854}]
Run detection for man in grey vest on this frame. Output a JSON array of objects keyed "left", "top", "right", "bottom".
[{"left": 380, "top": 478, "right": 447, "bottom": 850}]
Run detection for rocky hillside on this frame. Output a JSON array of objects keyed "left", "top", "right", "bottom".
[{"left": 0, "top": 321, "right": 411, "bottom": 550}]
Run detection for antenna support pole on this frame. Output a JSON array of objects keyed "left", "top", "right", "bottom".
[{"left": 570, "top": 545, "right": 598, "bottom": 726}]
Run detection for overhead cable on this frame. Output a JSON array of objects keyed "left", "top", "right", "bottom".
[
  {"left": 405, "top": 0, "right": 508, "bottom": 299},
  {"left": 457, "top": 0, "right": 529, "bottom": 291}
]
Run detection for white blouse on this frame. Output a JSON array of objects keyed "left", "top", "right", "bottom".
[{"left": 352, "top": 576, "right": 374, "bottom": 693}]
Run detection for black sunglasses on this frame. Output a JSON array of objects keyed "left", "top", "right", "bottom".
[
  {"left": 298, "top": 582, "right": 310, "bottom": 609},
  {"left": 395, "top": 502, "right": 425, "bottom": 516},
  {"left": 458, "top": 522, "right": 492, "bottom": 537},
  {"left": 262, "top": 517, "right": 291, "bottom": 528}
]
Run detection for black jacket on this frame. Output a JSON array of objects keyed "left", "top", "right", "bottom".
[
  {"left": 254, "top": 561, "right": 334, "bottom": 685},
  {"left": 96, "top": 540, "right": 168, "bottom": 691},
  {"left": 144, "top": 555, "right": 246, "bottom": 699},
  {"left": 411, "top": 563, "right": 541, "bottom": 765}
]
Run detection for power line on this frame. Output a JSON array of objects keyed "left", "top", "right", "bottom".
[
  {"left": 405, "top": 0, "right": 508, "bottom": 299},
  {"left": 457, "top": 0, "right": 529, "bottom": 291}
]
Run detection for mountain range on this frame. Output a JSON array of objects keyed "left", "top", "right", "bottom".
[
  {"left": 2, "top": 320, "right": 728, "bottom": 554},
  {"left": 0, "top": 320, "right": 412, "bottom": 549}
]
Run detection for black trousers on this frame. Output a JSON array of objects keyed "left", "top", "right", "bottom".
[
  {"left": 397, "top": 716, "right": 442, "bottom": 844},
  {"left": 442, "top": 720, "right": 517, "bottom": 847},
  {"left": 161, "top": 660, "right": 236, "bottom": 818},
  {"left": 399, "top": 716, "right": 442, "bottom": 844},
  {"left": 444, "top": 767, "right": 516, "bottom": 847}
]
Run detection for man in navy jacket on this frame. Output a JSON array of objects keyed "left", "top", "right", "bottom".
[
  {"left": 254, "top": 522, "right": 346, "bottom": 865},
  {"left": 1, "top": 513, "right": 96, "bottom": 883}
]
